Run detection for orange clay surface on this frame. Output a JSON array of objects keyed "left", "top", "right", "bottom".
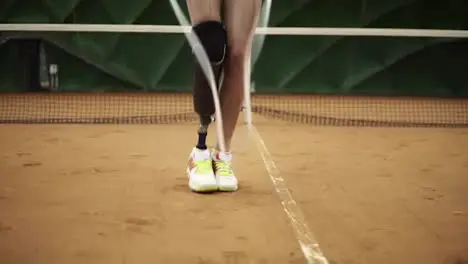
[{"left": 1, "top": 117, "right": 468, "bottom": 264}]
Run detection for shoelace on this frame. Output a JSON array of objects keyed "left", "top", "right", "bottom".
[
  {"left": 214, "top": 160, "right": 232, "bottom": 176},
  {"left": 194, "top": 159, "right": 213, "bottom": 174}
]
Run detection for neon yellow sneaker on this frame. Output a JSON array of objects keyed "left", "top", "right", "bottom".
[
  {"left": 212, "top": 149, "right": 238, "bottom": 192},
  {"left": 187, "top": 147, "right": 217, "bottom": 193}
]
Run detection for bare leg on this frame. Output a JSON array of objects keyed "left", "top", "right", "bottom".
[
  {"left": 186, "top": 0, "right": 221, "bottom": 23},
  {"left": 219, "top": 0, "right": 262, "bottom": 151}
]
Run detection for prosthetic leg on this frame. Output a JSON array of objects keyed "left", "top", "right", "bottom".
[{"left": 191, "top": 21, "right": 227, "bottom": 150}]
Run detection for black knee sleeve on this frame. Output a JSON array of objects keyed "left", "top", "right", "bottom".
[{"left": 191, "top": 21, "right": 227, "bottom": 120}]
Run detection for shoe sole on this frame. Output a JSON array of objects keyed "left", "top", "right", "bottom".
[
  {"left": 218, "top": 186, "right": 238, "bottom": 192},
  {"left": 189, "top": 185, "right": 218, "bottom": 193},
  {"left": 186, "top": 169, "right": 239, "bottom": 193}
]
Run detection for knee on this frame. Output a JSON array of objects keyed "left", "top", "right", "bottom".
[
  {"left": 192, "top": 21, "right": 227, "bottom": 64},
  {"left": 225, "top": 47, "right": 249, "bottom": 72},
  {"left": 227, "top": 46, "right": 248, "bottom": 64}
]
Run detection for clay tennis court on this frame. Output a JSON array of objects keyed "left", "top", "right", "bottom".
[{"left": 0, "top": 94, "right": 467, "bottom": 264}]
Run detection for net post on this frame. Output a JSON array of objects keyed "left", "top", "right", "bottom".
[{"left": 243, "top": 53, "right": 253, "bottom": 128}]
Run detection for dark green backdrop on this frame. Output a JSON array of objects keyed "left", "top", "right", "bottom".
[{"left": 1, "top": 0, "right": 468, "bottom": 96}]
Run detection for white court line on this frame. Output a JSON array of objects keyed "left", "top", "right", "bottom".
[{"left": 246, "top": 125, "right": 329, "bottom": 264}]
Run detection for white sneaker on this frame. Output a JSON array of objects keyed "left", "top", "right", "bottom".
[
  {"left": 212, "top": 150, "right": 238, "bottom": 192},
  {"left": 187, "top": 147, "right": 218, "bottom": 193}
]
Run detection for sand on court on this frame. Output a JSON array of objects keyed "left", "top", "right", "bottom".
[
  {"left": 0, "top": 118, "right": 467, "bottom": 264},
  {"left": 0, "top": 123, "right": 305, "bottom": 264},
  {"left": 258, "top": 122, "right": 468, "bottom": 264}
]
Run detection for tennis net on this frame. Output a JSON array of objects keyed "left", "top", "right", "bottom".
[{"left": 0, "top": 24, "right": 467, "bottom": 127}]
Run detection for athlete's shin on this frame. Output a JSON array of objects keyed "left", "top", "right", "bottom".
[{"left": 217, "top": 53, "right": 247, "bottom": 151}]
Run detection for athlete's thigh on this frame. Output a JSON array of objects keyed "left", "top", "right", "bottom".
[
  {"left": 223, "top": 0, "right": 262, "bottom": 55},
  {"left": 186, "top": 0, "right": 222, "bottom": 23}
]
